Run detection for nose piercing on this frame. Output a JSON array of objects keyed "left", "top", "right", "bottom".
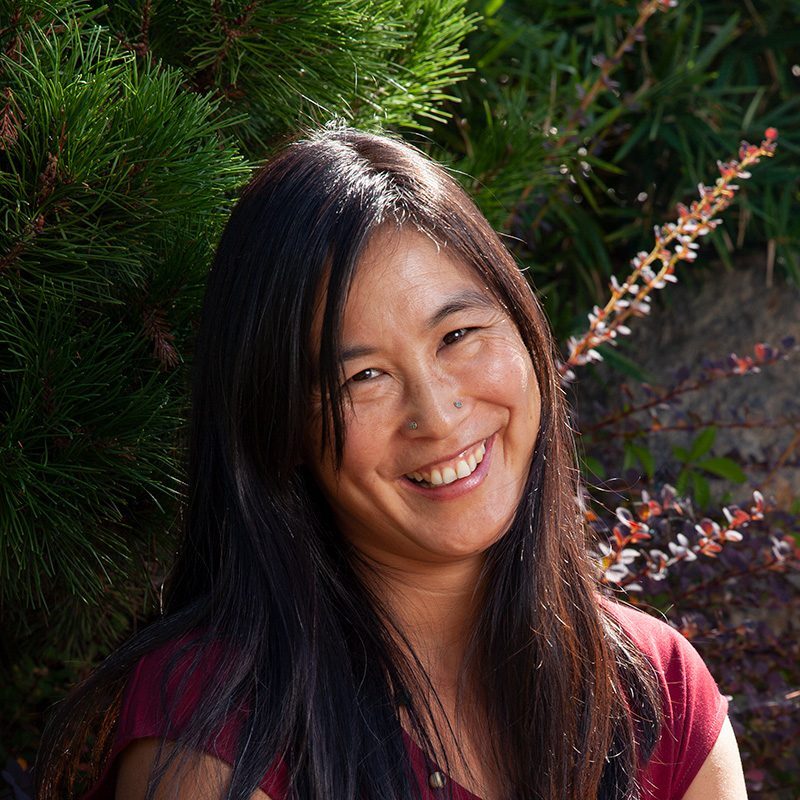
[{"left": 408, "top": 402, "right": 460, "bottom": 430}]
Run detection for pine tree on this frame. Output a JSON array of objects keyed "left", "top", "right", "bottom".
[
  {"left": 0, "top": 2, "right": 247, "bottom": 652},
  {"left": 0, "top": 0, "right": 475, "bottom": 666}
]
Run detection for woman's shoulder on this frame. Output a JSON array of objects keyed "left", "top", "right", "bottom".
[
  {"left": 601, "top": 596, "right": 710, "bottom": 673},
  {"left": 82, "top": 632, "right": 289, "bottom": 800},
  {"left": 107, "top": 631, "right": 236, "bottom": 744},
  {"left": 601, "top": 597, "right": 730, "bottom": 800},
  {"left": 601, "top": 596, "right": 727, "bottom": 712}
]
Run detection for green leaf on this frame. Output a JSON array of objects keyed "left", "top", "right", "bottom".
[
  {"left": 629, "top": 442, "right": 655, "bottom": 481},
  {"left": 483, "top": 0, "right": 506, "bottom": 18},
  {"left": 687, "top": 428, "right": 717, "bottom": 462},
  {"left": 672, "top": 446, "right": 691, "bottom": 462},
  {"left": 622, "top": 442, "right": 636, "bottom": 472},
  {"left": 691, "top": 471, "right": 711, "bottom": 511},
  {"left": 676, "top": 468, "right": 690, "bottom": 496},
  {"left": 596, "top": 345, "right": 656, "bottom": 383},
  {"left": 580, "top": 454, "right": 606, "bottom": 480},
  {"left": 696, "top": 457, "right": 747, "bottom": 483}
]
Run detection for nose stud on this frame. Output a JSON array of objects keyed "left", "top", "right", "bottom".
[{"left": 408, "top": 401, "right": 461, "bottom": 431}]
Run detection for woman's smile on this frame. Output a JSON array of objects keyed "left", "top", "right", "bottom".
[
  {"left": 307, "top": 226, "right": 541, "bottom": 563},
  {"left": 404, "top": 434, "right": 487, "bottom": 485},
  {"left": 401, "top": 433, "right": 494, "bottom": 498}
]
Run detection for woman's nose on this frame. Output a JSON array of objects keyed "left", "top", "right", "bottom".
[{"left": 403, "top": 372, "right": 465, "bottom": 438}]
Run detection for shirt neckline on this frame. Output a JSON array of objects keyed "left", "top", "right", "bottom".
[{"left": 400, "top": 729, "right": 484, "bottom": 800}]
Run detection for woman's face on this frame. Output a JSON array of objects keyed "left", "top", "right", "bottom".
[{"left": 306, "top": 227, "right": 541, "bottom": 567}]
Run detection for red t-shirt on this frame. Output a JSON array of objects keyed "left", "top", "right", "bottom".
[{"left": 83, "top": 601, "right": 728, "bottom": 800}]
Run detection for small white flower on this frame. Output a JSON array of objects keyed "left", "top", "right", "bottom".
[
  {"left": 604, "top": 563, "right": 630, "bottom": 583},
  {"left": 616, "top": 507, "right": 634, "bottom": 527}
]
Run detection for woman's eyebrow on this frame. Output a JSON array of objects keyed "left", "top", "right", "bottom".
[
  {"left": 424, "top": 288, "right": 498, "bottom": 330},
  {"left": 339, "top": 344, "right": 379, "bottom": 363},
  {"left": 338, "top": 289, "right": 497, "bottom": 363}
]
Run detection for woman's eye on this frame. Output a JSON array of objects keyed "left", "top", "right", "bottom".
[
  {"left": 349, "top": 367, "right": 382, "bottom": 383},
  {"left": 442, "top": 328, "right": 471, "bottom": 346}
]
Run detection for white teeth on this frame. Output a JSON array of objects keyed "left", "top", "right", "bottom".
[{"left": 406, "top": 438, "right": 488, "bottom": 486}]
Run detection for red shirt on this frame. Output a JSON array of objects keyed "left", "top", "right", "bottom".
[{"left": 84, "top": 601, "right": 728, "bottom": 800}]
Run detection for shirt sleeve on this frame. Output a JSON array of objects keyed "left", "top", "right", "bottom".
[
  {"left": 81, "top": 637, "right": 289, "bottom": 800},
  {"left": 605, "top": 601, "right": 729, "bottom": 800}
]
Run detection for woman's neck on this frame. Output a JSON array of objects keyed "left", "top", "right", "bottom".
[
  {"left": 357, "top": 553, "right": 484, "bottom": 688},
  {"left": 355, "top": 552, "right": 502, "bottom": 799}
]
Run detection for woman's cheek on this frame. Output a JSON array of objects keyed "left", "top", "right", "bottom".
[
  {"left": 344, "top": 389, "right": 398, "bottom": 439},
  {"left": 470, "top": 340, "right": 533, "bottom": 391}
]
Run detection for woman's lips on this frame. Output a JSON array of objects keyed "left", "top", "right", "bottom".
[
  {"left": 401, "top": 434, "right": 495, "bottom": 500},
  {"left": 406, "top": 438, "right": 486, "bottom": 486}
]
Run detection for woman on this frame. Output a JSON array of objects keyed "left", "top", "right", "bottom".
[{"left": 37, "top": 126, "right": 747, "bottom": 800}]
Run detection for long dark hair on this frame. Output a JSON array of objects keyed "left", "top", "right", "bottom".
[{"left": 37, "top": 125, "right": 661, "bottom": 800}]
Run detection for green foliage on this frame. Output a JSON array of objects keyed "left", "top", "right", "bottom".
[
  {"left": 428, "top": 0, "right": 800, "bottom": 341},
  {"left": 98, "top": 0, "right": 477, "bottom": 155},
  {"left": 671, "top": 426, "right": 746, "bottom": 508},
  {"left": 0, "top": 646, "right": 93, "bottom": 763},
  {"left": 0, "top": 5, "right": 248, "bottom": 627},
  {"left": 1, "top": 8, "right": 246, "bottom": 300}
]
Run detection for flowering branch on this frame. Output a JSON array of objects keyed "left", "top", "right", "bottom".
[
  {"left": 666, "top": 533, "right": 799, "bottom": 606},
  {"left": 561, "top": 128, "right": 779, "bottom": 381},
  {"left": 574, "top": 0, "right": 678, "bottom": 122},
  {"left": 595, "top": 486, "right": 766, "bottom": 591},
  {"left": 583, "top": 337, "right": 797, "bottom": 434}
]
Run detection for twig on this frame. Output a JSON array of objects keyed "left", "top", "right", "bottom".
[
  {"left": 561, "top": 129, "right": 779, "bottom": 380},
  {"left": 505, "top": 0, "right": 677, "bottom": 229},
  {"left": 602, "top": 416, "right": 800, "bottom": 441},
  {"left": 754, "top": 429, "right": 800, "bottom": 494},
  {"left": 582, "top": 339, "right": 795, "bottom": 433}
]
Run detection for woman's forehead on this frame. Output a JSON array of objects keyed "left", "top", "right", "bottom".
[
  {"left": 342, "top": 228, "right": 496, "bottom": 327},
  {"left": 306, "top": 225, "right": 505, "bottom": 370}
]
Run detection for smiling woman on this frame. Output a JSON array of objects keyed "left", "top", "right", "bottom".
[
  {"left": 307, "top": 227, "right": 541, "bottom": 566},
  {"left": 37, "top": 127, "right": 745, "bottom": 800}
]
